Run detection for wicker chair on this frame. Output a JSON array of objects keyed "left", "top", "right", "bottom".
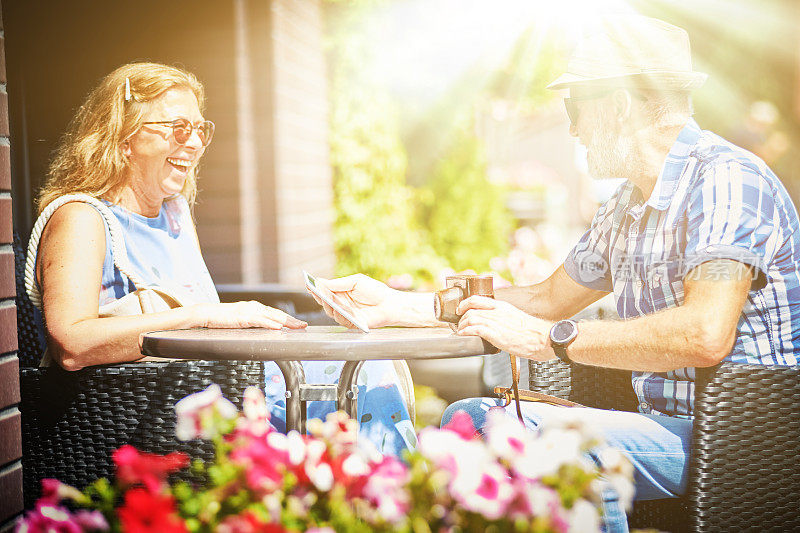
[
  {"left": 13, "top": 234, "right": 264, "bottom": 508},
  {"left": 528, "top": 359, "right": 800, "bottom": 532}
]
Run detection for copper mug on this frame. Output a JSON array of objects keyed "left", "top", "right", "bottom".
[{"left": 434, "top": 275, "right": 494, "bottom": 324}]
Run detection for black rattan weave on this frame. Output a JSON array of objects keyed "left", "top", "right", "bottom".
[
  {"left": 13, "top": 232, "right": 45, "bottom": 368},
  {"left": 529, "top": 359, "right": 800, "bottom": 532},
  {"left": 689, "top": 363, "right": 800, "bottom": 532},
  {"left": 14, "top": 230, "right": 266, "bottom": 508},
  {"left": 529, "top": 359, "right": 639, "bottom": 412},
  {"left": 20, "top": 360, "right": 263, "bottom": 508}
]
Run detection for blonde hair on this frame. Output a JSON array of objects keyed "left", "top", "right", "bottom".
[{"left": 38, "top": 62, "right": 206, "bottom": 214}]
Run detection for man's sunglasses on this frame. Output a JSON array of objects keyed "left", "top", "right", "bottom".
[
  {"left": 141, "top": 118, "right": 215, "bottom": 147},
  {"left": 563, "top": 89, "right": 646, "bottom": 127},
  {"left": 563, "top": 90, "right": 614, "bottom": 127}
]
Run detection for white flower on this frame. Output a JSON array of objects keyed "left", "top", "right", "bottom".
[
  {"left": 567, "top": 498, "right": 601, "bottom": 533},
  {"left": 242, "top": 386, "right": 268, "bottom": 420},
  {"left": 418, "top": 427, "right": 479, "bottom": 474},
  {"left": 285, "top": 431, "right": 306, "bottom": 465},
  {"left": 306, "top": 461, "right": 334, "bottom": 492},
  {"left": 513, "top": 482, "right": 562, "bottom": 519},
  {"left": 266, "top": 430, "right": 288, "bottom": 452},
  {"left": 305, "top": 439, "right": 326, "bottom": 464},
  {"left": 514, "top": 427, "right": 583, "bottom": 479},
  {"left": 174, "top": 384, "right": 238, "bottom": 440},
  {"left": 342, "top": 453, "right": 370, "bottom": 477},
  {"left": 485, "top": 409, "right": 531, "bottom": 462},
  {"left": 594, "top": 447, "right": 635, "bottom": 510}
]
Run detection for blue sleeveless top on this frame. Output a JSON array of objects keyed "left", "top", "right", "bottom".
[
  {"left": 95, "top": 197, "right": 414, "bottom": 456},
  {"left": 96, "top": 196, "right": 219, "bottom": 306}
]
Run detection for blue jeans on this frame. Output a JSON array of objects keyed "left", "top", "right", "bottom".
[{"left": 441, "top": 398, "right": 693, "bottom": 533}]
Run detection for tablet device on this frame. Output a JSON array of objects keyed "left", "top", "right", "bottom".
[{"left": 303, "top": 270, "right": 370, "bottom": 333}]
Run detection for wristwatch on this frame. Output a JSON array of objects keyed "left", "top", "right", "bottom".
[{"left": 549, "top": 319, "right": 578, "bottom": 363}]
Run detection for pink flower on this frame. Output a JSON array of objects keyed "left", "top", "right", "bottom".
[
  {"left": 484, "top": 409, "right": 531, "bottom": 463},
  {"left": 229, "top": 436, "right": 288, "bottom": 492},
  {"left": 441, "top": 410, "right": 477, "bottom": 440},
  {"left": 507, "top": 480, "right": 562, "bottom": 522},
  {"left": 233, "top": 387, "right": 272, "bottom": 439},
  {"left": 15, "top": 505, "right": 84, "bottom": 533},
  {"left": 113, "top": 445, "right": 189, "bottom": 492},
  {"left": 449, "top": 459, "right": 514, "bottom": 520},
  {"left": 38, "top": 479, "right": 83, "bottom": 505},
  {"left": 217, "top": 511, "right": 285, "bottom": 533},
  {"left": 362, "top": 456, "right": 410, "bottom": 524},
  {"left": 175, "top": 384, "right": 238, "bottom": 441},
  {"left": 73, "top": 511, "right": 109, "bottom": 532}
]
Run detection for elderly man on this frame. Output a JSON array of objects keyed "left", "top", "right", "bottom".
[{"left": 312, "top": 15, "right": 800, "bottom": 531}]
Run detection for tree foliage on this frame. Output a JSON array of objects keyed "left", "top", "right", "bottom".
[
  {"left": 327, "top": 2, "right": 444, "bottom": 283},
  {"left": 419, "top": 127, "right": 513, "bottom": 273}
]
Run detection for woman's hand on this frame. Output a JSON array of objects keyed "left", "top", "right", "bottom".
[
  {"left": 194, "top": 301, "right": 307, "bottom": 330},
  {"left": 307, "top": 274, "right": 433, "bottom": 328},
  {"left": 455, "top": 295, "right": 556, "bottom": 360}
]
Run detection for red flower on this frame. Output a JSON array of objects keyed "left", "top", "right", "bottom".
[
  {"left": 113, "top": 445, "right": 189, "bottom": 493},
  {"left": 117, "top": 488, "right": 187, "bottom": 533}
]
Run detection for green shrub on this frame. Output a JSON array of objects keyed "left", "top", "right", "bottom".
[
  {"left": 419, "top": 127, "right": 513, "bottom": 273},
  {"left": 329, "top": 69, "right": 444, "bottom": 283}
]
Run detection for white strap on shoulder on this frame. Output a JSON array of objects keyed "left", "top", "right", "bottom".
[{"left": 24, "top": 193, "right": 147, "bottom": 309}]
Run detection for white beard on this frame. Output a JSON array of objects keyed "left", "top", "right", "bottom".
[{"left": 585, "top": 108, "right": 635, "bottom": 179}]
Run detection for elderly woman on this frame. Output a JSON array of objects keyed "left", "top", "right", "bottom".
[
  {"left": 29, "top": 62, "right": 414, "bottom": 456},
  {"left": 30, "top": 62, "right": 306, "bottom": 370}
]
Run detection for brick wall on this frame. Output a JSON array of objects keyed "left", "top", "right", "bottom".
[
  {"left": 0, "top": 0, "right": 23, "bottom": 528},
  {"left": 268, "top": 0, "right": 334, "bottom": 284},
  {"left": 188, "top": 0, "right": 334, "bottom": 286},
  {"left": 2, "top": 0, "right": 333, "bottom": 287}
]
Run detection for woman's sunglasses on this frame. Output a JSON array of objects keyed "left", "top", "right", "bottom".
[{"left": 141, "top": 118, "right": 215, "bottom": 147}]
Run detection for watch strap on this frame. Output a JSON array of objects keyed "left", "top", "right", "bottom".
[{"left": 552, "top": 344, "right": 571, "bottom": 363}]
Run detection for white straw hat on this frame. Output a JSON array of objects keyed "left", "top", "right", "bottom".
[{"left": 547, "top": 15, "right": 707, "bottom": 91}]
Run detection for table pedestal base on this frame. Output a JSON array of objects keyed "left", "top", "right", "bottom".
[{"left": 274, "top": 360, "right": 364, "bottom": 433}]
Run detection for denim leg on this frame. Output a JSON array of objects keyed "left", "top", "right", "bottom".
[
  {"left": 600, "top": 485, "right": 629, "bottom": 533},
  {"left": 441, "top": 398, "right": 693, "bottom": 529}
]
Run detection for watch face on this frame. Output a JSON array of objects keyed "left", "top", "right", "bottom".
[{"left": 551, "top": 320, "right": 577, "bottom": 345}]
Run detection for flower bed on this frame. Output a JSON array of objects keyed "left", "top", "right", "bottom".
[{"left": 18, "top": 385, "right": 632, "bottom": 532}]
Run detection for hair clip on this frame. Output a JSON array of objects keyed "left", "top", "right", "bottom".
[{"left": 125, "top": 77, "right": 132, "bottom": 102}]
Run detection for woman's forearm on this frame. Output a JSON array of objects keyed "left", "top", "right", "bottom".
[{"left": 47, "top": 306, "right": 204, "bottom": 370}]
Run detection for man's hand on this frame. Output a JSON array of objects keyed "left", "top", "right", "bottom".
[
  {"left": 455, "top": 295, "right": 556, "bottom": 360},
  {"left": 308, "top": 274, "right": 414, "bottom": 328}
]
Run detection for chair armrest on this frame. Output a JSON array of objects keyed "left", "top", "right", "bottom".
[
  {"left": 689, "top": 361, "right": 800, "bottom": 531},
  {"left": 528, "top": 359, "right": 638, "bottom": 411}
]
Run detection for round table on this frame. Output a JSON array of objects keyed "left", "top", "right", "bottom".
[{"left": 141, "top": 326, "right": 497, "bottom": 432}]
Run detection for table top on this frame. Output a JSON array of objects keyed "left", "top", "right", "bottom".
[{"left": 140, "top": 326, "right": 498, "bottom": 361}]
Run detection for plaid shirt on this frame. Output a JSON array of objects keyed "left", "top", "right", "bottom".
[{"left": 564, "top": 119, "right": 800, "bottom": 418}]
